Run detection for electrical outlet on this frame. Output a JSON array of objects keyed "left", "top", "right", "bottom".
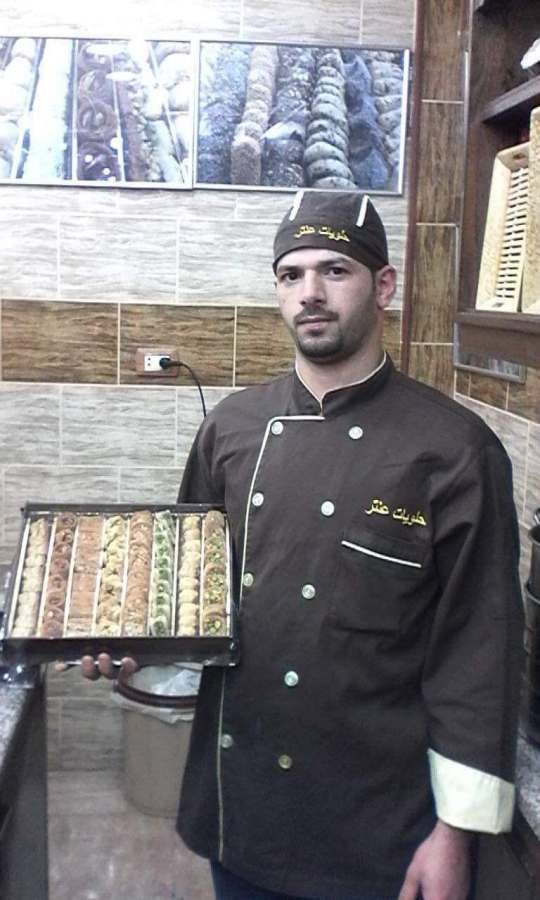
[{"left": 135, "top": 347, "right": 179, "bottom": 377}]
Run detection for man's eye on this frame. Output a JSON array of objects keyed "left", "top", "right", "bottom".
[
  {"left": 282, "top": 271, "right": 299, "bottom": 282},
  {"left": 328, "top": 266, "right": 346, "bottom": 276}
]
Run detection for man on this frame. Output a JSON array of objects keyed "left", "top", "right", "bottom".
[{"left": 85, "top": 191, "right": 523, "bottom": 900}]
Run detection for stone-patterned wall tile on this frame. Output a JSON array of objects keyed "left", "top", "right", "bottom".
[
  {"left": 410, "top": 225, "right": 456, "bottom": 342},
  {"left": 508, "top": 368, "right": 540, "bottom": 424},
  {"left": 177, "top": 386, "right": 238, "bottom": 466},
  {"left": 235, "top": 308, "right": 294, "bottom": 385},
  {"left": 2, "top": 301, "right": 118, "bottom": 384},
  {"left": 408, "top": 344, "right": 454, "bottom": 395},
  {"left": 383, "top": 310, "right": 402, "bottom": 347},
  {"left": 519, "top": 522, "right": 532, "bottom": 591},
  {"left": 454, "top": 393, "right": 490, "bottom": 423},
  {"left": 416, "top": 102, "right": 465, "bottom": 225},
  {"left": 525, "top": 424, "right": 540, "bottom": 527},
  {"left": 117, "top": 189, "right": 238, "bottom": 220},
  {"left": 177, "top": 219, "right": 276, "bottom": 304},
  {"left": 0, "top": 215, "right": 58, "bottom": 299},
  {"left": 119, "top": 468, "right": 183, "bottom": 505},
  {"left": 484, "top": 409, "right": 528, "bottom": 521},
  {"left": 362, "top": 0, "right": 415, "bottom": 47},
  {"left": 387, "top": 226, "right": 408, "bottom": 307},
  {"left": 59, "top": 216, "right": 177, "bottom": 302},
  {"left": 469, "top": 374, "right": 509, "bottom": 411},
  {"left": 241, "top": 0, "right": 361, "bottom": 42},
  {"left": 56, "top": 696, "right": 121, "bottom": 771},
  {"left": 120, "top": 305, "right": 234, "bottom": 386},
  {"left": 422, "top": 0, "right": 467, "bottom": 101},
  {"left": 455, "top": 371, "right": 470, "bottom": 396},
  {"left": 0, "top": 186, "right": 119, "bottom": 217},
  {"left": 3, "top": 466, "right": 118, "bottom": 552},
  {"left": 61, "top": 386, "right": 176, "bottom": 466},
  {"left": 0, "top": 385, "right": 60, "bottom": 465},
  {"left": 234, "top": 193, "right": 410, "bottom": 229}
]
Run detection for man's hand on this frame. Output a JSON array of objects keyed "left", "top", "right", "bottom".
[
  {"left": 80, "top": 653, "right": 138, "bottom": 680},
  {"left": 397, "top": 820, "right": 471, "bottom": 900}
]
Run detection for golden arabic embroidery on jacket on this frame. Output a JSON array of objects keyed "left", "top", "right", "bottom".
[{"left": 365, "top": 498, "right": 427, "bottom": 527}]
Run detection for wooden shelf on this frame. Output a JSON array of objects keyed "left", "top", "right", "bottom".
[
  {"left": 456, "top": 310, "right": 540, "bottom": 368},
  {"left": 482, "top": 76, "right": 540, "bottom": 125}
]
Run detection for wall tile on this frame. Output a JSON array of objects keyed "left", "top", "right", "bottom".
[
  {"left": 416, "top": 102, "right": 465, "bottom": 224},
  {"left": 120, "top": 305, "right": 234, "bottom": 386},
  {"left": 117, "top": 189, "right": 238, "bottom": 220},
  {"left": 0, "top": 186, "right": 119, "bottom": 217},
  {"left": 519, "top": 521, "right": 532, "bottom": 590},
  {"left": 387, "top": 226, "right": 407, "bottom": 306},
  {"left": 469, "top": 374, "right": 508, "bottom": 411},
  {"left": 484, "top": 409, "right": 528, "bottom": 521},
  {"left": 234, "top": 191, "right": 410, "bottom": 229},
  {"left": 508, "top": 368, "right": 540, "bottom": 424},
  {"left": 0, "top": 385, "right": 60, "bottom": 465},
  {"left": 177, "top": 219, "right": 276, "bottom": 304},
  {"left": 0, "top": 215, "right": 58, "bottom": 299},
  {"left": 454, "top": 393, "right": 490, "bottom": 423},
  {"left": 383, "top": 310, "right": 402, "bottom": 346},
  {"left": 2, "top": 466, "right": 119, "bottom": 551},
  {"left": 177, "top": 386, "right": 238, "bottom": 466},
  {"left": 235, "top": 308, "right": 294, "bottom": 385},
  {"left": 422, "top": 0, "right": 466, "bottom": 101},
  {"left": 119, "top": 467, "right": 183, "bottom": 504},
  {"left": 362, "top": 0, "right": 415, "bottom": 47},
  {"left": 525, "top": 424, "right": 540, "bottom": 527},
  {"left": 61, "top": 386, "right": 176, "bottom": 466},
  {"left": 241, "top": 0, "right": 361, "bottom": 42},
  {"left": 2, "top": 301, "right": 118, "bottom": 384},
  {"left": 408, "top": 344, "right": 454, "bottom": 395},
  {"left": 410, "top": 225, "right": 456, "bottom": 342},
  {"left": 455, "top": 371, "right": 470, "bottom": 396},
  {"left": 59, "top": 216, "right": 177, "bottom": 302},
  {"left": 57, "top": 696, "right": 121, "bottom": 771}
]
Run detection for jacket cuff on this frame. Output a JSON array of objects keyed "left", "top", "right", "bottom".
[{"left": 428, "top": 748, "right": 515, "bottom": 833}]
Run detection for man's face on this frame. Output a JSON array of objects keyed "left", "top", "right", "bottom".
[{"left": 275, "top": 248, "right": 382, "bottom": 365}]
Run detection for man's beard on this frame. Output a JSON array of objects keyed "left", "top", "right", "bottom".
[{"left": 292, "top": 294, "right": 377, "bottom": 363}]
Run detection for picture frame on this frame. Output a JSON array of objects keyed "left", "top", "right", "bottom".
[
  {"left": 194, "top": 40, "right": 410, "bottom": 194},
  {"left": 0, "top": 35, "right": 194, "bottom": 188}
]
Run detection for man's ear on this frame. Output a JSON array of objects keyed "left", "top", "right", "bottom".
[{"left": 374, "top": 265, "right": 397, "bottom": 311}]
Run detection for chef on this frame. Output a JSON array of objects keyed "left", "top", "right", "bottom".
[{"left": 85, "top": 190, "right": 523, "bottom": 900}]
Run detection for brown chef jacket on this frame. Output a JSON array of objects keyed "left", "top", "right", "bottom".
[{"left": 176, "top": 354, "right": 523, "bottom": 900}]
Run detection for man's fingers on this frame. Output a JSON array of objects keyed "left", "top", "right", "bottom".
[
  {"left": 397, "top": 870, "right": 420, "bottom": 900},
  {"left": 119, "top": 656, "right": 139, "bottom": 677},
  {"left": 81, "top": 655, "right": 100, "bottom": 680}
]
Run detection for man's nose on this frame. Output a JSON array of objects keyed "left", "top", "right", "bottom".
[{"left": 300, "top": 271, "right": 326, "bottom": 305}]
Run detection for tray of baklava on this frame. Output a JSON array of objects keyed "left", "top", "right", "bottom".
[{"left": 0, "top": 503, "right": 238, "bottom": 666}]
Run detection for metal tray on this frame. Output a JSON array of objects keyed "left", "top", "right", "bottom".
[{"left": 0, "top": 502, "right": 239, "bottom": 667}]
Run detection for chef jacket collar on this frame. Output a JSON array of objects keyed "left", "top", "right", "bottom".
[{"left": 292, "top": 352, "right": 393, "bottom": 417}]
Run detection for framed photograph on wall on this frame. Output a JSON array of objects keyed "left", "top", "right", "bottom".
[
  {"left": 0, "top": 36, "right": 194, "bottom": 187},
  {"left": 194, "top": 40, "right": 410, "bottom": 194}
]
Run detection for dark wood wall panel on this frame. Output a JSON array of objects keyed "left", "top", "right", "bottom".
[
  {"left": 235, "top": 308, "right": 294, "bottom": 386},
  {"left": 422, "top": 0, "right": 467, "bottom": 100},
  {"left": 416, "top": 101, "right": 466, "bottom": 225},
  {"left": 120, "top": 305, "right": 235, "bottom": 386},
  {"left": 1, "top": 300, "right": 117, "bottom": 383},
  {"left": 410, "top": 225, "right": 456, "bottom": 343},
  {"left": 408, "top": 343, "right": 454, "bottom": 394}
]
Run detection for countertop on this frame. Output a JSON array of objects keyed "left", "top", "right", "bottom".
[{"left": 0, "top": 670, "right": 40, "bottom": 782}]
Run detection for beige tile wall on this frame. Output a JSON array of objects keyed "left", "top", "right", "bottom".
[{"left": 0, "top": 0, "right": 415, "bottom": 772}]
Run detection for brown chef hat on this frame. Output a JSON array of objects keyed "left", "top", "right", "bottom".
[{"left": 272, "top": 190, "right": 389, "bottom": 273}]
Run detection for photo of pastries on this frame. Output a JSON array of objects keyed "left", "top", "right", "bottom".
[
  {"left": 196, "top": 41, "right": 409, "bottom": 193},
  {"left": 0, "top": 36, "right": 194, "bottom": 187}
]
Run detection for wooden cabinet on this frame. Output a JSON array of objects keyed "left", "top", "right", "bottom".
[{"left": 457, "top": 0, "right": 540, "bottom": 368}]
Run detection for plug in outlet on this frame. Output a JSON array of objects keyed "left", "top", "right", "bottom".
[{"left": 135, "top": 347, "right": 179, "bottom": 377}]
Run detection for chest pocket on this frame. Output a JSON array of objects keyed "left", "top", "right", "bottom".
[{"left": 329, "top": 523, "right": 433, "bottom": 633}]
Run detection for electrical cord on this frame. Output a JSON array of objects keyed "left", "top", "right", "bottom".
[{"left": 159, "top": 357, "right": 207, "bottom": 418}]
